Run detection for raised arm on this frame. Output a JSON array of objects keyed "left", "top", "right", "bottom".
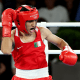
[
  {"left": 1, "top": 30, "right": 15, "bottom": 54},
  {"left": 1, "top": 8, "right": 16, "bottom": 54}
]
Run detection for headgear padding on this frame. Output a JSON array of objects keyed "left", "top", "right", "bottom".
[{"left": 14, "top": 5, "right": 39, "bottom": 33}]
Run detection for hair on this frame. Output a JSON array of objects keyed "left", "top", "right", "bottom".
[
  {"left": 20, "top": 5, "right": 34, "bottom": 11},
  {"left": 20, "top": 7, "right": 29, "bottom": 11}
]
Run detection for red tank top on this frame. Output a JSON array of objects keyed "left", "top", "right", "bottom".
[{"left": 11, "top": 27, "right": 48, "bottom": 70}]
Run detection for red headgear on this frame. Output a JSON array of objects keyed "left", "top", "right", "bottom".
[{"left": 14, "top": 5, "right": 39, "bottom": 33}]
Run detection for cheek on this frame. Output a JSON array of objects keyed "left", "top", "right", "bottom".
[
  {"left": 25, "top": 23, "right": 30, "bottom": 29},
  {"left": 25, "top": 26, "right": 29, "bottom": 31}
]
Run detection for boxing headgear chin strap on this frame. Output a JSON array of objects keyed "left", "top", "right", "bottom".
[{"left": 14, "top": 5, "right": 39, "bottom": 33}]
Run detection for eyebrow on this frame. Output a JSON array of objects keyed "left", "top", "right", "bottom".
[{"left": 26, "top": 19, "right": 37, "bottom": 22}]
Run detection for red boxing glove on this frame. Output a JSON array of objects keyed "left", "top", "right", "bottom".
[
  {"left": 59, "top": 46, "right": 78, "bottom": 66},
  {"left": 2, "top": 8, "right": 17, "bottom": 37}
]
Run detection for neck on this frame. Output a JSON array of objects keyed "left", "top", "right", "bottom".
[{"left": 19, "top": 31, "right": 36, "bottom": 37}]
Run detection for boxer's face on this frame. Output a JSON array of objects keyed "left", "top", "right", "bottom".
[{"left": 25, "top": 20, "right": 37, "bottom": 34}]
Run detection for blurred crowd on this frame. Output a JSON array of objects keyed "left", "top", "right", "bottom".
[
  {"left": 0, "top": 0, "right": 80, "bottom": 22},
  {"left": 0, "top": 0, "right": 80, "bottom": 38},
  {"left": 0, "top": 0, "right": 80, "bottom": 80},
  {"left": 0, "top": 0, "right": 80, "bottom": 47},
  {"left": 0, "top": 55, "right": 13, "bottom": 80}
]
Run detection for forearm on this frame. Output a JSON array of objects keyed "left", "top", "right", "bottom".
[
  {"left": 1, "top": 37, "right": 12, "bottom": 54},
  {"left": 57, "top": 39, "right": 69, "bottom": 50}
]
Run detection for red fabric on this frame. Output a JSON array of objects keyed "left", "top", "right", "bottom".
[
  {"left": 11, "top": 27, "right": 48, "bottom": 70},
  {"left": 11, "top": 75, "right": 52, "bottom": 80},
  {"left": 59, "top": 46, "right": 78, "bottom": 66},
  {"left": 2, "top": 8, "right": 17, "bottom": 37},
  {"left": 14, "top": 5, "right": 39, "bottom": 33}
]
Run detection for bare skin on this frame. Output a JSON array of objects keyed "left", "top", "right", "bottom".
[{"left": 1, "top": 20, "right": 68, "bottom": 54}]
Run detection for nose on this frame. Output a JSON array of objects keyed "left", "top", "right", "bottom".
[{"left": 31, "top": 20, "right": 37, "bottom": 27}]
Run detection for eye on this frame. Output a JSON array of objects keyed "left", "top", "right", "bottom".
[{"left": 27, "top": 20, "right": 33, "bottom": 22}]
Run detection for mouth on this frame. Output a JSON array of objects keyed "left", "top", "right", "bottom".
[{"left": 30, "top": 28, "right": 35, "bottom": 33}]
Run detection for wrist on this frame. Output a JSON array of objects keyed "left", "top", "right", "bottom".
[
  {"left": 63, "top": 45, "right": 70, "bottom": 50},
  {"left": 2, "top": 26, "right": 11, "bottom": 37},
  {"left": 63, "top": 45, "right": 74, "bottom": 53}
]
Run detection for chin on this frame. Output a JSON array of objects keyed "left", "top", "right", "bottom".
[{"left": 29, "top": 32, "right": 32, "bottom": 34}]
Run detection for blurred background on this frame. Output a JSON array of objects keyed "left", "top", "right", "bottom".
[{"left": 0, "top": 0, "right": 80, "bottom": 80}]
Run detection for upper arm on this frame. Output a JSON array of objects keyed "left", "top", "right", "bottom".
[
  {"left": 40, "top": 27, "right": 68, "bottom": 50},
  {"left": 1, "top": 29, "right": 15, "bottom": 54},
  {"left": 40, "top": 27, "right": 62, "bottom": 45},
  {"left": 47, "top": 29, "right": 63, "bottom": 45}
]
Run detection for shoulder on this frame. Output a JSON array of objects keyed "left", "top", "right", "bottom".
[
  {"left": 11, "top": 29, "right": 15, "bottom": 36},
  {"left": 56, "top": 5, "right": 68, "bottom": 12},
  {"left": 39, "top": 7, "right": 47, "bottom": 14},
  {"left": 11, "top": 29, "right": 15, "bottom": 42},
  {"left": 38, "top": 26, "right": 48, "bottom": 33},
  {"left": 11, "top": 29, "right": 15, "bottom": 34},
  {"left": 37, "top": 26, "right": 52, "bottom": 38}
]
